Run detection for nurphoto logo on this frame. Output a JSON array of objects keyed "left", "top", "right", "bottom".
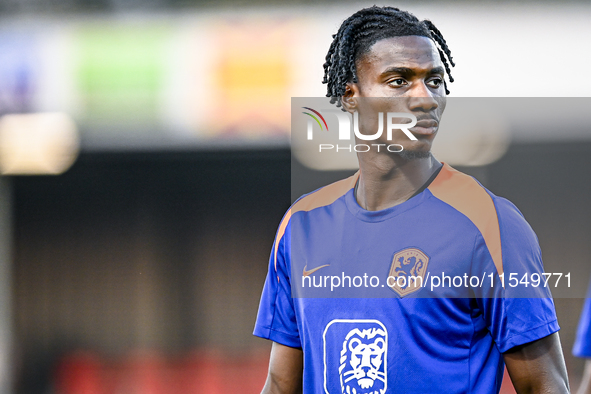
[{"left": 301, "top": 107, "right": 418, "bottom": 153}]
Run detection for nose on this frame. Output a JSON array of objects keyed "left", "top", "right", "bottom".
[{"left": 407, "top": 81, "right": 439, "bottom": 112}]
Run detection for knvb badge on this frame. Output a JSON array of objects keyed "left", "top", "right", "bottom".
[
  {"left": 388, "top": 248, "right": 430, "bottom": 297},
  {"left": 301, "top": 107, "right": 418, "bottom": 153}
]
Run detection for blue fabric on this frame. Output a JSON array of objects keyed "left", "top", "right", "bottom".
[
  {"left": 254, "top": 172, "right": 558, "bottom": 394},
  {"left": 573, "top": 281, "right": 591, "bottom": 357}
]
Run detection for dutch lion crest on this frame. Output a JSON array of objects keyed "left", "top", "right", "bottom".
[{"left": 388, "top": 247, "right": 429, "bottom": 297}]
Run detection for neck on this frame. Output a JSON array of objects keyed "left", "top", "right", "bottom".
[{"left": 355, "top": 152, "right": 441, "bottom": 211}]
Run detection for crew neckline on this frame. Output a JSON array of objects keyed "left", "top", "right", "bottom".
[{"left": 346, "top": 163, "right": 443, "bottom": 223}]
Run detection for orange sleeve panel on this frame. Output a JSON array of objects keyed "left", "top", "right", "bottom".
[
  {"left": 273, "top": 173, "right": 359, "bottom": 272},
  {"left": 428, "top": 163, "right": 503, "bottom": 276}
]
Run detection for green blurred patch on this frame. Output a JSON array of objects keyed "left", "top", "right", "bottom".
[{"left": 75, "top": 24, "right": 171, "bottom": 125}]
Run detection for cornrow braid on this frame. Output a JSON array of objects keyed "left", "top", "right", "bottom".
[{"left": 323, "top": 6, "right": 455, "bottom": 105}]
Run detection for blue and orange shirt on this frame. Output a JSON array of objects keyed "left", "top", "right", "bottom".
[{"left": 254, "top": 163, "right": 558, "bottom": 394}]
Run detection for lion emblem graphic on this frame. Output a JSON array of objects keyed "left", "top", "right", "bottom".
[
  {"left": 388, "top": 248, "right": 429, "bottom": 297},
  {"left": 338, "top": 327, "right": 387, "bottom": 394}
]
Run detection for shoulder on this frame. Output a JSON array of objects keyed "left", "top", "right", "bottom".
[
  {"left": 291, "top": 173, "right": 358, "bottom": 214},
  {"left": 428, "top": 163, "right": 539, "bottom": 274},
  {"left": 277, "top": 172, "right": 358, "bottom": 233},
  {"left": 271, "top": 173, "right": 358, "bottom": 264},
  {"left": 493, "top": 195, "right": 537, "bottom": 236},
  {"left": 428, "top": 164, "right": 503, "bottom": 269},
  {"left": 428, "top": 163, "right": 497, "bottom": 217},
  {"left": 428, "top": 163, "right": 531, "bottom": 227},
  {"left": 493, "top": 195, "right": 541, "bottom": 262}
]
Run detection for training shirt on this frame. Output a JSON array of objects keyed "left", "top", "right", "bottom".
[
  {"left": 573, "top": 280, "right": 591, "bottom": 357},
  {"left": 254, "top": 163, "right": 559, "bottom": 394}
]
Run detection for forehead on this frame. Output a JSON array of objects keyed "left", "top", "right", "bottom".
[{"left": 357, "top": 35, "right": 442, "bottom": 73}]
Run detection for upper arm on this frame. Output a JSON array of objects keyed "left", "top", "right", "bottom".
[
  {"left": 503, "top": 332, "right": 569, "bottom": 394},
  {"left": 476, "top": 198, "right": 560, "bottom": 352},
  {"left": 253, "top": 219, "right": 301, "bottom": 348},
  {"left": 261, "top": 342, "right": 303, "bottom": 394},
  {"left": 256, "top": 219, "right": 303, "bottom": 393}
]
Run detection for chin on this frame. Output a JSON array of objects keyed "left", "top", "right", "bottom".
[
  {"left": 397, "top": 150, "right": 432, "bottom": 160},
  {"left": 395, "top": 140, "right": 433, "bottom": 160}
]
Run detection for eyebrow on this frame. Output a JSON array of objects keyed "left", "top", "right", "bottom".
[{"left": 380, "top": 66, "right": 445, "bottom": 77}]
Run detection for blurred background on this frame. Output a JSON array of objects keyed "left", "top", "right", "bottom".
[{"left": 0, "top": 0, "right": 589, "bottom": 393}]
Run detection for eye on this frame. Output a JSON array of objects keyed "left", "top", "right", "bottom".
[
  {"left": 388, "top": 78, "right": 406, "bottom": 87},
  {"left": 428, "top": 77, "right": 444, "bottom": 88}
]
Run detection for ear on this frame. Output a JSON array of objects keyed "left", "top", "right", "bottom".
[{"left": 341, "top": 82, "right": 358, "bottom": 113}]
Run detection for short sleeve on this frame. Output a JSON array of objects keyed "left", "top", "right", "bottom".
[
  {"left": 573, "top": 279, "right": 591, "bottom": 357},
  {"left": 476, "top": 197, "right": 559, "bottom": 353},
  {"left": 253, "top": 219, "right": 301, "bottom": 348}
]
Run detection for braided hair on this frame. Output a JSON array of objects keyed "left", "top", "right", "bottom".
[{"left": 323, "top": 6, "right": 455, "bottom": 105}]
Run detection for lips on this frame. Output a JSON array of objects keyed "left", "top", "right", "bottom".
[{"left": 409, "top": 118, "right": 438, "bottom": 136}]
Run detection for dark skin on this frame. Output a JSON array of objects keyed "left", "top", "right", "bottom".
[
  {"left": 261, "top": 342, "right": 303, "bottom": 394},
  {"left": 342, "top": 35, "right": 445, "bottom": 211},
  {"left": 261, "top": 35, "right": 570, "bottom": 394}
]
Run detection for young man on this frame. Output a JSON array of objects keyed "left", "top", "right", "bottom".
[{"left": 254, "top": 6, "right": 569, "bottom": 393}]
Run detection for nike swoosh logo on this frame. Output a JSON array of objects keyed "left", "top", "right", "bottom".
[{"left": 303, "top": 264, "right": 330, "bottom": 277}]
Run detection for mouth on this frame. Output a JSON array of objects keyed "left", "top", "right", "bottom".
[{"left": 409, "top": 118, "right": 438, "bottom": 136}]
